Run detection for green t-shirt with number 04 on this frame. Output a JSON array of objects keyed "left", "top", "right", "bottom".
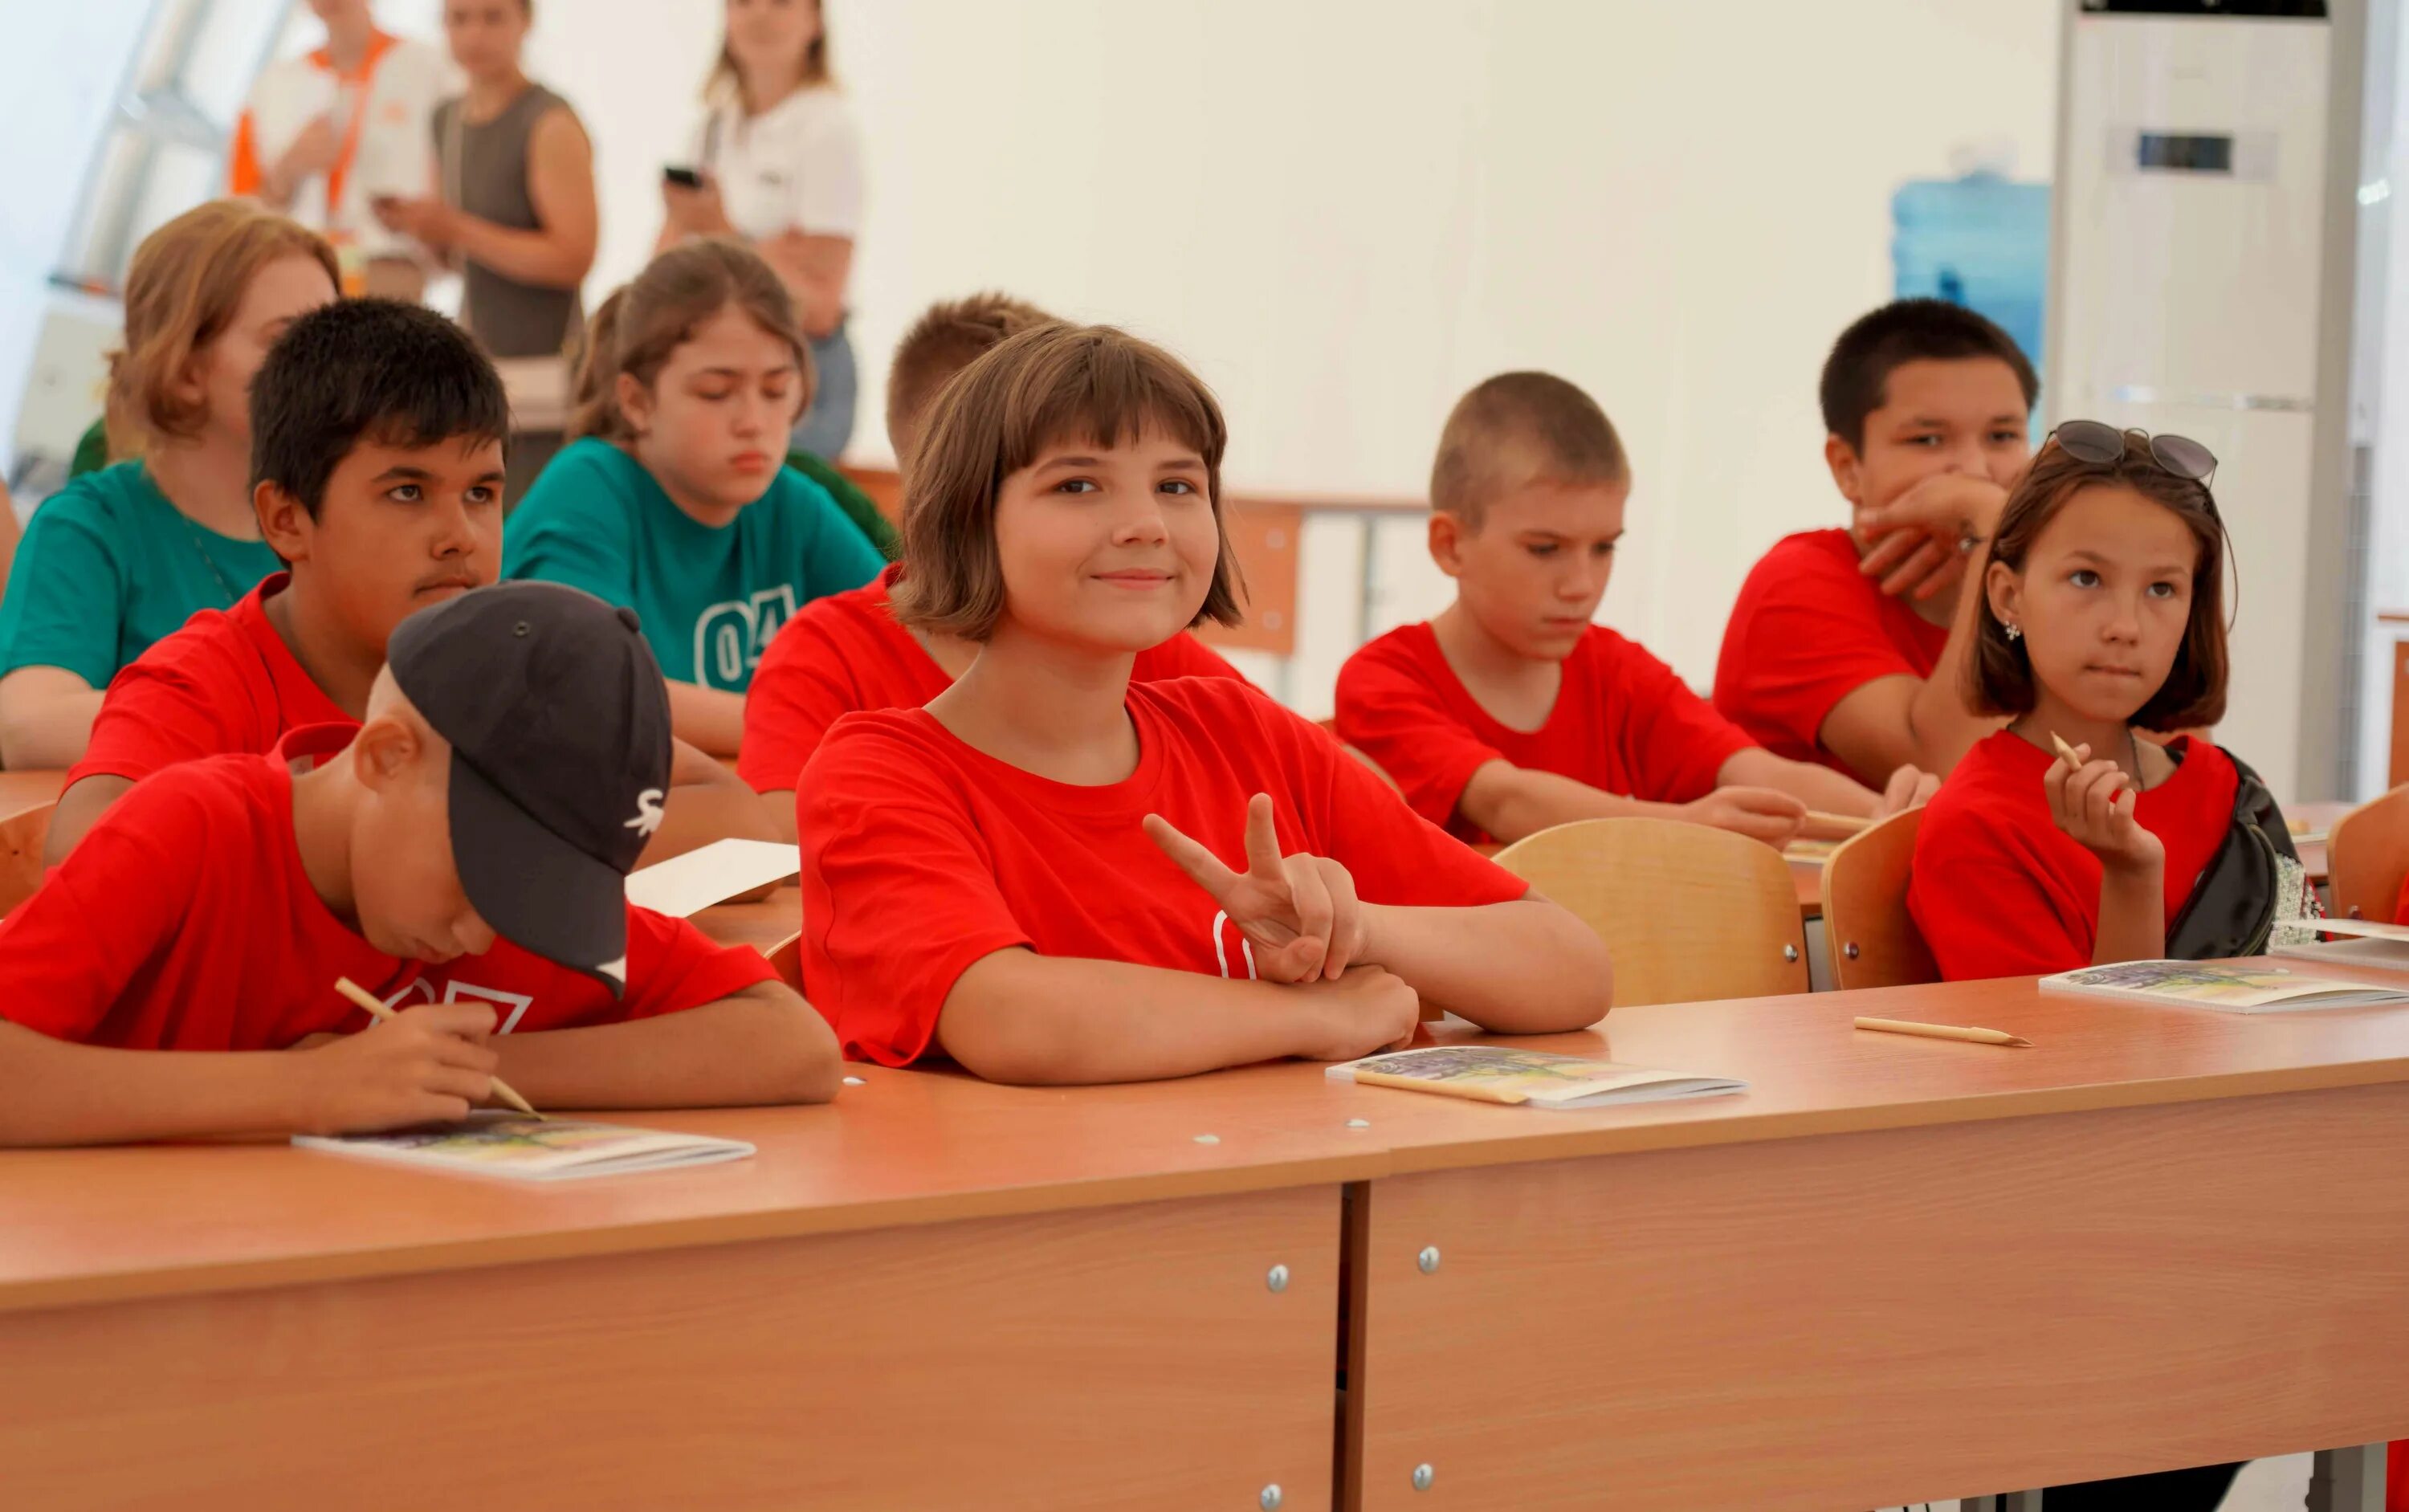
[
  {"left": 502, "top": 438, "right": 884, "bottom": 692},
  {"left": 0, "top": 460, "right": 283, "bottom": 688}
]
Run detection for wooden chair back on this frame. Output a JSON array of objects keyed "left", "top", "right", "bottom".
[
  {"left": 2329, "top": 785, "right": 2409, "bottom": 922},
  {"left": 1820, "top": 807, "right": 1938, "bottom": 991},
  {"left": 1196, "top": 499, "right": 1303, "bottom": 658},
  {"left": 1491, "top": 817, "right": 1808, "bottom": 1007},
  {"left": 0, "top": 801, "right": 55, "bottom": 916}
]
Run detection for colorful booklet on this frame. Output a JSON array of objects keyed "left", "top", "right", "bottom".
[
  {"left": 2271, "top": 918, "right": 2409, "bottom": 972},
  {"left": 2040, "top": 960, "right": 2409, "bottom": 1013},
  {"left": 294, "top": 1115, "right": 756, "bottom": 1181},
  {"left": 1325, "top": 1045, "right": 1746, "bottom": 1110}
]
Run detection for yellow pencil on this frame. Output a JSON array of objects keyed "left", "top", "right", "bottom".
[
  {"left": 2048, "top": 731, "right": 2082, "bottom": 766},
  {"left": 1853, "top": 1016, "right": 2032, "bottom": 1049},
  {"left": 333, "top": 976, "right": 544, "bottom": 1119}
]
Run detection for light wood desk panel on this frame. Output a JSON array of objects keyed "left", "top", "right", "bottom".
[
  {"left": 1353, "top": 1083, "right": 2409, "bottom": 1510},
  {"left": 2, "top": 1184, "right": 1337, "bottom": 1512},
  {"left": 1337, "top": 978, "right": 2409, "bottom": 1510}
]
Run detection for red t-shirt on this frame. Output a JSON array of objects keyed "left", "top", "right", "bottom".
[
  {"left": 1334, "top": 621, "right": 1755, "bottom": 844},
  {"left": 1713, "top": 528, "right": 1951, "bottom": 772},
  {"left": 0, "top": 727, "right": 773, "bottom": 1049},
  {"left": 740, "top": 564, "right": 1249, "bottom": 793},
  {"left": 1906, "top": 730, "right": 2240, "bottom": 980},
  {"left": 800, "top": 675, "right": 1531, "bottom": 1066},
  {"left": 68, "top": 573, "right": 351, "bottom": 789}
]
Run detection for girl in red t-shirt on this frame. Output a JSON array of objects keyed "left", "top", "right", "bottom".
[
  {"left": 1910, "top": 423, "right": 2311, "bottom": 985},
  {"left": 798, "top": 323, "right": 1612, "bottom": 1081}
]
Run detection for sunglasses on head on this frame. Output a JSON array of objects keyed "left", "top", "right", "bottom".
[{"left": 2048, "top": 419, "right": 2219, "bottom": 487}]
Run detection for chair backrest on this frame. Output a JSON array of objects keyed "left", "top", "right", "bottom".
[
  {"left": 1491, "top": 817, "right": 1808, "bottom": 1007},
  {"left": 765, "top": 931, "right": 804, "bottom": 993},
  {"left": 2330, "top": 785, "right": 2409, "bottom": 922},
  {"left": 1820, "top": 806, "right": 1938, "bottom": 991},
  {"left": 0, "top": 801, "right": 55, "bottom": 916}
]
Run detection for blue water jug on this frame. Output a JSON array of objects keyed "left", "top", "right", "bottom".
[{"left": 1891, "top": 171, "right": 2051, "bottom": 400}]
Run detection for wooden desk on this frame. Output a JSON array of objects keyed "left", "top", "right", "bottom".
[
  {"left": 696, "top": 883, "right": 801, "bottom": 954},
  {"left": 1341, "top": 972, "right": 2409, "bottom": 1510},
  {"left": 0, "top": 1067, "right": 1362, "bottom": 1510},
  {"left": 0, "top": 768, "right": 65, "bottom": 815},
  {"left": 10, "top": 965, "right": 2406, "bottom": 1509}
]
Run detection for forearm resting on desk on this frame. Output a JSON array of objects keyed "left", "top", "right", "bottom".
[
  {"left": 1359, "top": 898, "right": 1612, "bottom": 1033},
  {"left": 936, "top": 950, "right": 1420, "bottom": 1086},
  {"left": 1457, "top": 760, "right": 1678, "bottom": 845},
  {"left": 493, "top": 983, "right": 840, "bottom": 1109},
  {"left": 667, "top": 681, "right": 747, "bottom": 756},
  {"left": 0, "top": 1021, "right": 326, "bottom": 1147},
  {"left": 0, "top": 668, "right": 102, "bottom": 770}
]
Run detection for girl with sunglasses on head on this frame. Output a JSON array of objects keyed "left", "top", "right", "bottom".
[{"left": 1909, "top": 422, "right": 2315, "bottom": 999}]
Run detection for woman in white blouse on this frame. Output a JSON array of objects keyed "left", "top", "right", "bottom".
[{"left": 658, "top": 0, "right": 864, "bottom": 459}]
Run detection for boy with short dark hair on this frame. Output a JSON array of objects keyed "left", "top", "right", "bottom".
[
  {"left": 739, "top": 291, "right": 1245, "bottom": 825},
  {"left": 1713, "top": 299, "right": 2037, "bottom": 785},
  {"left": 1335, "top": 372, "right": 1927, "bottom": 848},
  {"left": 0, "top": 581, "right": 839, "bottom": 1147},
  {"left": 46, "top": 299, "right": 770, "bottom": 863}
]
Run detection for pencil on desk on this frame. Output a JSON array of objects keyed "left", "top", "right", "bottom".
[
  {"left": 1853, "top": 1017, "right": 2032, "bottom": 1049},
  {"left": 333, "top": 976, "right": 544, "bottom": 1119}
]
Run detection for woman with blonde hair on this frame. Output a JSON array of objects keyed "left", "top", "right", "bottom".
[
  {"left": 0, "top": 201, "right": 338, "bottom": 768},
  {"left": 658, "top": 0, "right": 863, "bottom": 459}
]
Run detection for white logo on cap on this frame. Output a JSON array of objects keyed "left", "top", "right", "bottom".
[{"left": 625, "top": 789, "right": 666, "bottom": 838}]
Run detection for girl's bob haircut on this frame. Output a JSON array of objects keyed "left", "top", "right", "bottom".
[
  {"left": 1967, "top": 428, "right": 2230, "bottom": 732},
  {"left": 892, "top": 321, "right": 1245, "bottom": 642}
]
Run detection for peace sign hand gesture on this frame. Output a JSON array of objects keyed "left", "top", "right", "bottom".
[{"left": 1144, "top": 793, "right": 1368, "bottom": 984}]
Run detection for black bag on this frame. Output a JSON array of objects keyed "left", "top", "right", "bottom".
[{"left": 2166, "top": 749, "right": 2301, "bottom": 961}]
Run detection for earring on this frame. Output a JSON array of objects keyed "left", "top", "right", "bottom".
[{"left": 2003, "top": 622, "right": 2023, "bottom": 642}]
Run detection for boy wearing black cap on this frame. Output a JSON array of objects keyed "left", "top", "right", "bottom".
[{"left": 0, "top": 581, "right": 839, "bottom": 1147}]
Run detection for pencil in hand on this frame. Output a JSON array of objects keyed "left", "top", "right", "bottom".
[{"left": 333, "top": 976, "right": 545, "bottom": 1119}]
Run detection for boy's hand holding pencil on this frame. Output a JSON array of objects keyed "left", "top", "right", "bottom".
[{"left": 295, "top": 992, "right": 502, "bottom": 1136}]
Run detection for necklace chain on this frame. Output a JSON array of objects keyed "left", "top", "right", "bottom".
[{"left": 173, "top": 508, "right": 246, "bottom": 609}]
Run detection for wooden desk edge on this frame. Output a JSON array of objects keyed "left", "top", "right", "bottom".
[
  {"left": 1376, "top": 1054, "right": 2409, "bottom": 1177},
  {"left": 0, "top": 1149, "right": 1380, "bottom": 1318}
]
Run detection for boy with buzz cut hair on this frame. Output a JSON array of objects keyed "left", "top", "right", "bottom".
[
  {"left": 738, "top": 291, "right": 1246, "bottom": 824},
  {"left": 0, "top": 581, "right": 841, "bottom": 1147},
  {"left": 1714, "top": 298, "right": 2038, "bottom": 786},
  {"left": 45, "top": 298, "right": 772, "bottom": 864},
  {"left": 882, "top": 291, "right": 1057, "bottom": 475},
  {"left": 1335, "top": 371, "right": 1932, "bottom": 850}
]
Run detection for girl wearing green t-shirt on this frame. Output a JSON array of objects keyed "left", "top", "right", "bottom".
[
  {"left": 0, "top": 202, "right": 337, "bottom": 768},
  {"left": 505, "top": 238, "right": 881, "bottom": 755}
]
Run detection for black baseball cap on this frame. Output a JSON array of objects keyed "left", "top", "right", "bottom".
[{"left": 386, "top": 583, "right": 672, "bottom": 996}]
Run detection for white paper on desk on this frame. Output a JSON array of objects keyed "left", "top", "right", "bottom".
[
  {"left": 2272, "top": 919, "right": 2409, "bottom": 972},
  {"left": 624, "top": 840, "right": 800, "bottom": 918}
]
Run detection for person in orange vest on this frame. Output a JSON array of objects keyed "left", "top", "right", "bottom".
[{"left": 228, "top": 0, "right": 451, "bottom": 301}]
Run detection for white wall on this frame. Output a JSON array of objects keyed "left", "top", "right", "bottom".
[{"left": 541, "top": 0, "right": 2061, "bottom": 711}]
